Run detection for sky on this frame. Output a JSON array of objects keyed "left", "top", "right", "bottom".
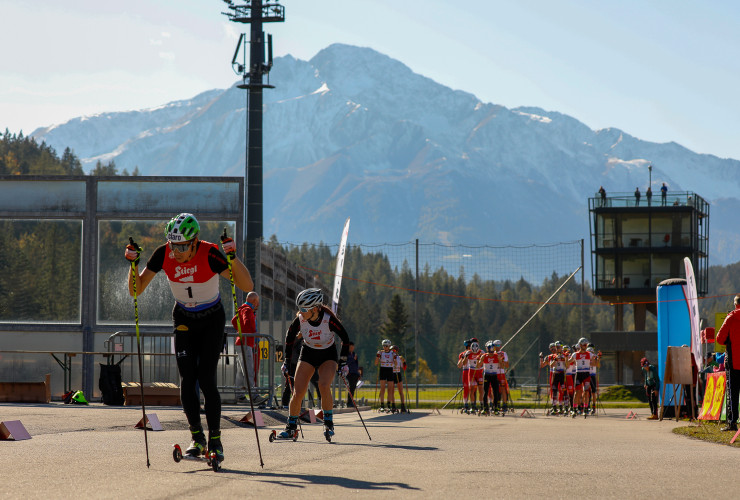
[{"left": 2, "top": 0, "right": 739, "bottom": 160}]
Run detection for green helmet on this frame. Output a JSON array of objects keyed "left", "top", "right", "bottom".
[{"left": 165, "top": 213, "right": 200, "bottom": 242}]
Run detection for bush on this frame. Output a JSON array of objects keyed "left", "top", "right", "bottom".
[{"left": 599, "top": 385, "right": 647, "bottom": 402}]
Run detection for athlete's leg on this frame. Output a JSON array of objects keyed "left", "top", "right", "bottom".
[
  {"left": 289, "top": 361, "right": 316, "bottom": 416},
  {"left": 175, "top": 329, "right": 201, "bottom": 428},
  {"left": 198, "top": 326, "right": 226, "bottom": 432},
  {"left": 317, "top": 359, "right": 338, "bottom": 412}
]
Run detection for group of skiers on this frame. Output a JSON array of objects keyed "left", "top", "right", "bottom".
[
  {"left": 375, "top": 339, "right": 410, "bottom": 413},
  {"left": 540, "top": 338, "right": 602, "bottom": 417},
  {"left": 457, "top": 338, "right": 511, "bottom": 415}
]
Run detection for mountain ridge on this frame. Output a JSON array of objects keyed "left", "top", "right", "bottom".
[{"left": 30, "top": 43, "right": 740, "bottom": 265}]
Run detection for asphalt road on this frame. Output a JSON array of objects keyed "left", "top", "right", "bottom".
[{"left": 0, "top": 403, "right": 733, "bottom": 499}]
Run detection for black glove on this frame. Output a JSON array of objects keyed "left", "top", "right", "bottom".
[
  {"left": 337, "top": 357, "right": 348, "bottom": 377},
  {"left": 281, "top": 361, "right": 289, "bottom": 376}
]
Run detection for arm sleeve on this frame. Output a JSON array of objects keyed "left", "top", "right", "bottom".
[
  {"left": 325, "top": 307, "right": 350, "bottom": 357},
  {"left": 207, "top": 245, "right": 229, "bottom": 274},
  {"left": 145, "top": 244, "right": 167, "bottom": 273},
  {"left": 284, "top": 317, "right": 301, "bottom": 363}
]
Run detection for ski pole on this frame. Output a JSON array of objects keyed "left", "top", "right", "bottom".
[
  {"left": 535, "top": 358, "right": 542, "bottom": 411},
  {"left": 129, "top": 237, "right": 150, "bottom": 468},
  {"left": 339, "top": 372, "right": 372, "bottom": 440},
  {"left": 441, "top": 386, "right": 464, "bottom": 410},
  {"left": 222, "top": 228, "right": 264, "bottom": 468}
]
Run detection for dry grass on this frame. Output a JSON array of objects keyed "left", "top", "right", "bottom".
[{"left": 672, "top": 421, "right": 740, "bottom": 447}]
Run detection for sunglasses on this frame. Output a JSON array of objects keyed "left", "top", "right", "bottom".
[
  {"left": 171, "top": 241, "right": 193, "bottom": 253},
  {"left": 299, "top": 306, "right": 314, "bottom": 313}
]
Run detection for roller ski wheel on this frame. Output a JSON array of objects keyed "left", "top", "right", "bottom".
[{"left": 269, "top": 429, "right": 298, "bottom": 442}]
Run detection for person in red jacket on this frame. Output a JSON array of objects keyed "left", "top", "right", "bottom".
[
  {"left": 717, "top": 294, "right": 740, "bottom": 431},
  {"left": 231, "top": 291, "right": 261, "bottom": 402}
]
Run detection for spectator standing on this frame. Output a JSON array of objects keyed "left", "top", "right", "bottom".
[
  {"left": 660, "top": 183, "right": 668, "bottom": 206},
  {"left": 634, "top": 187, "right": 641, "bottom": 206},
  {"left": 646, "top": 186, "right": 653, "bottom": 206},
  {"left": 641, "top": 357, "right": 660, "bottom": 420},
  {"left": 598, "top": 186, "right": 607, "bottom": 207},
  {"left": 346, "top": 342, "right": 360, "bottom": 407},
  {"left": 716, "top": 294, "right": 740, "bottom": 431}
]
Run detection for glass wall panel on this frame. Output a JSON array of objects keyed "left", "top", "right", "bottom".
[
  {"left": 97, "top": 219, "right": 238, "bottom": 325},
  {"left": 0, "top": 180, "right": 85, "bottom": 212},
  {"left": 97, "top": 181, "right": 241, "bottom": 214},
  {"left": 0, "top": 219, "right": 82, "bottom": 322}
]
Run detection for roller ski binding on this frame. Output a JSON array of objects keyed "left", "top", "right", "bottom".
[{"left": 269, "top": 420, "right": 299, "bottom": 442}]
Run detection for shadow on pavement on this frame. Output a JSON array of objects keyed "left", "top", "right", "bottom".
[{"left": 225, "top": 470, "right": 422, "bottom": 491}]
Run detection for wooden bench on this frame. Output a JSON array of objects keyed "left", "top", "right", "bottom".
[
  {"left": 122, "top": 382, "right": 181, "bottom": 406},
  {"left": 0, "top": 374, "right": 51, "bottom": 403}
]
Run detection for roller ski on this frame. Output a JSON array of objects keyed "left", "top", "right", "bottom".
[
  {"left": 172, "top": 427, "right": 222, "bottom": 472},
  {"left": 269, "top": 420, "right": 299, "bottom": 442}
]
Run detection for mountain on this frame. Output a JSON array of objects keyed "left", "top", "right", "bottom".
[{"left": 30, "top": 43, "right": 740, "bottom": 266}]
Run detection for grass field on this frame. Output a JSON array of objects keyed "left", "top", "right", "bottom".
[{"left": 346, "top": 384, "right": 648, "bottom": 409}]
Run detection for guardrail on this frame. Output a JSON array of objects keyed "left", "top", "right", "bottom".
[{"left": 104, "top": 331, "right": 276, "bottom": 404}]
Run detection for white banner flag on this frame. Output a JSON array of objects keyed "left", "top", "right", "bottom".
[
  {"left": 332, "top": 218, "right": 350, "bottom": 314},
  {"left": 683, "top": 257, "right": 702, "bottom": 371}
]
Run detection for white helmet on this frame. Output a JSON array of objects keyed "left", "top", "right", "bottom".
[
  {"left": 296, "top": 288, "right": 323, "bottom": 311},
  {"left": 493, "top": 340, "right": 502, "bottom": 347},
  {"left": 578, "top": 337, "right": 589, "bottom": 346},
  {"left": 470, "top": 342, "right": 480, "bottom": 352},
  {"left": 485, "top": 340, "right": 494, "bottom": 350},
  {"left": 382, "top": 339, "right": 392, "bottom": 347}
]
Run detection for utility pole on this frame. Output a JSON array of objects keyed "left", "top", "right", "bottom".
[{"left": 222, "top": 0, "right": 285, "bottom": 281}]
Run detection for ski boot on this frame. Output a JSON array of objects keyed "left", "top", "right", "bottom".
[
  {"left": 185, "top": 425, "right": 207, "bottom": 457},
  {"left": 323, "top": 412, "right": 335, "bottom": 442},
  {"left": 208, "top": 432, "right": 224, "bottom": 463},
  {"left": 390, "top": 404, "right": 397, "bottom": 414},
  {"left": 400, "top": 404, "right": 407, "bottom": 414},
  {"left": 378, "top": 404, "right": 386, "bottom": 413}
]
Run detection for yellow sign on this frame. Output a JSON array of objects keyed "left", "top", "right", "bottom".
[
  {"left": 715, "top": 313, "right": 728, "bottom": 353},
  {"left": 699, "top": 372, "right": 726, "bottom": 421},
  {"left": 259, "top": 339, "right": 269, "bottom": 360}
]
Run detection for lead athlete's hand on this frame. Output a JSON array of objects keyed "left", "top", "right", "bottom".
[
  {"left": 221, "top": 237, "right": 236, "bottom": 258},
  {"left": 338, "top": 363, "right": 349, "bottom": 377},
  {"left": 125, "top": 242, "right": 141, "bottom": 265},
  {"left": 281, "top": 361, "right": 289, "bottom": 376}
]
